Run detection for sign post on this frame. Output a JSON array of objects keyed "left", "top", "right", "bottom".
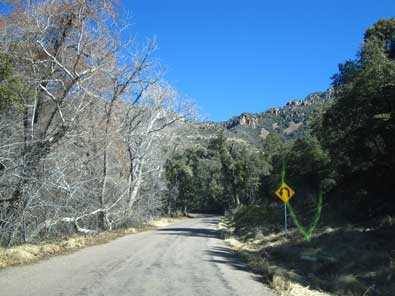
[
  {"left": 275, "top": 182, "right": 295, "bottom": 234},
  {"left": 275, "top": 160, "right": 323, "bottom": 241},
  {"left": 284, "top": 203, "right": 287, "bottom": 235},
  {"left": 275, "top": 161, "right": 294, "bottom": 235}
]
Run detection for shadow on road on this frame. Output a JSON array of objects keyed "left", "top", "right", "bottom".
[
  {"left": 156, "top": 225, "right": 266, "bottom": 285},
  {"left": 156, "top": 227, "right": 222, "bottom": 238},
  {"left": 205, "top": 246, "right": 266, "bottom": 284},
  {"left": 200, "top": 218, "right": 221, "bottom": 226},
  {"left": 205, "top": 246, "right": 248, "bottom": 271}
]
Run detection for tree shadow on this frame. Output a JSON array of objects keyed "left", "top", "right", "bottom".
[
  {"left": 205, "top": 246, "right": 249, "bottom": 271},
  {"left": 205, "top": 246, "right": 267, "bottom": 283},
  {"left": 156, "top": 222, "right": 268, "bottom": 285},
  {"left": 200, "top": 217, "right": 221, "bottom": 226},
  {"left": 156, "top": 227, "right": 222, "bottom": 238}
]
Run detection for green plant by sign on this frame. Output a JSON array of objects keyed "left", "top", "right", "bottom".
[{"left": 280, "top": 160, "right": 323, "bottom": 241}]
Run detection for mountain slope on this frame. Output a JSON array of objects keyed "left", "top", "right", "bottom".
[
  {"left": 223, "top": 88, "right": 334, "bottom": 144},
  {"left": 173, "top": 88, "right": 334, "bottom": 147}
]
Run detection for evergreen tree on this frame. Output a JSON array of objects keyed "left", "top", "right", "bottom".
[{"left": 319, "top": 18, "right": 395, "bottom": 216}]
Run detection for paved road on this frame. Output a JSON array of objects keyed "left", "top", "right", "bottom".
[{"left": 0, "top": 216, "right": 276, "bottom": 296}]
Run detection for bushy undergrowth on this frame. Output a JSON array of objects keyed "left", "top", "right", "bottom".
[
  {"left": 225, "top": 207, "right": 395, "bottom": 296},
  {"left": 231, "top": 205, "right": 282, "bottom": 235}
]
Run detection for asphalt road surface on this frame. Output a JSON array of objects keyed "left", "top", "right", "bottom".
[{"left": 0, "top": 216, "right": 276, "bottom": 296}]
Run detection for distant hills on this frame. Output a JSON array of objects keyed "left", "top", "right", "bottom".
[{"left": 172, "top": 88, "right": 335, "bottom": 147}]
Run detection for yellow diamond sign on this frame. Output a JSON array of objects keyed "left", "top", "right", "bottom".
[{"left": 275, "top": 183, "right": 295, "bottom": 203}]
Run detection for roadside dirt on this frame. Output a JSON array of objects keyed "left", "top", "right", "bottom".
[
  {"left": 0, "top": 216, "right": 188, "bottom": 269},
  {"left": 220, "top": 216, "right": 395, "bottom": 296}
]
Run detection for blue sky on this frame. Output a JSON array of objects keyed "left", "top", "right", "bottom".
[
  {"left": 122, "top": 0, "right": 395, "bottom": 121},
  {"left": 35, "top": 1, "right": 395, "bottom": 121}
]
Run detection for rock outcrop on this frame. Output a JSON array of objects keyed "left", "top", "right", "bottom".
[
  {"left": 267, "top": 107, "right": 281, "bottom": 115},
  {"left": 226, "top": 113, "right": 258, "bottom": 129},
  {"left": 260, "top": 128, "right": 270, "bottom": 140},
  {"left": 195, "top": 88, "right": 337, "bottom": 146},
  {"left": 284, "top": 121, "right": 303, "bottom": 135},
  {"left": 286, "top": 100, "right": 302, "bottom": 106}
]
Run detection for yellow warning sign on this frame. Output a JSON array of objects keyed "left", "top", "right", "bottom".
[{"left": 275, "top": 183, "right": 295, "bottom": 203}]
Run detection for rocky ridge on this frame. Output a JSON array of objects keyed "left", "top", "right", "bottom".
[{"left": 172, "top": 88, "right": 335, "bottom": 147}]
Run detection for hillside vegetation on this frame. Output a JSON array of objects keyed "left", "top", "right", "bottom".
[
  {"left": 165, "top": 18, "right": 395, "bottom": 296},
  {"left": 0, "top": 1, "right": 394, "bottom": 294},
  {"left": 166, "top": 17, "right": 395, "bottom": 221}
]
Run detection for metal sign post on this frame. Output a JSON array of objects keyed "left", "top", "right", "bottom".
[
  {"left": 275, "top": 160, "right": 294, "bottom": 237},
  {"left": 275, "top": 160, "right": 324, "bottom": 241},
  {"left": 284, "top": 203, "right": 287, "bottom": 235},
  {"left": 275, "top": 184, "right": 294, "bottom": 236}
]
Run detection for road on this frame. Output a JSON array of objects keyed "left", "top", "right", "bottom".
[{"left": 0, "top": 216, "right": 276, "bottom": 296}]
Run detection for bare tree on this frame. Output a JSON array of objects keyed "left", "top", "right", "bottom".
[{"left": 0, "top": 0, "right": 197, "bottom": 245}]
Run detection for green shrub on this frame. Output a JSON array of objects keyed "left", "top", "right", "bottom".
[{"left": 232, "top": 205, "right": 280, "bottom": 234}]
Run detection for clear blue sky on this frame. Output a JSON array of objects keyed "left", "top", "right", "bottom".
[{"left": 123, "top": 1, "right": 394, "bottom": 121}]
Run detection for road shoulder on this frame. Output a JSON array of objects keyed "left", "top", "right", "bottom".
[{"left": 0, "top": 216, "right": 189, "bottom": 270}]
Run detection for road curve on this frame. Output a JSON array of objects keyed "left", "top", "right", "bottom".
[{"left": 0, "top": 216, "right": 276, "bottom": 296}]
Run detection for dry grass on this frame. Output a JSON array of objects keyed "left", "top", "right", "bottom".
[
  {"left": 220, "top": 215, "right": 395, "bottom": 296},
  {"left": 0, "top": 216, "right": 188, "bottom": 269},
  {"left": 225, "top": 236, "right": 329, "bottom": 296}
]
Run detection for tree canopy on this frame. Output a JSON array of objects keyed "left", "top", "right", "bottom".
[{"left": 318, "top": 18, "right": 395, "bottom": 216}]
